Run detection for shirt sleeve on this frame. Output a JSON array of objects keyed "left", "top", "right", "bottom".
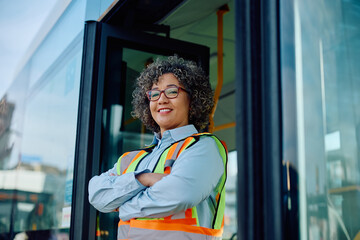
[
  {"left": 118, "top": 137, "right": 224, "bottom": 221},
  {"left": 88, "top": 162, "right": 149, "bottom": 213}
]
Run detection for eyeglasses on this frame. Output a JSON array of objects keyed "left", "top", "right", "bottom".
[{"left": 146, "top": 86, "right": 189, "bottom": 101}]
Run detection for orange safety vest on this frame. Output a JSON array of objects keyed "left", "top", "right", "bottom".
[{"left": 116, "top": 133, "right": 228, "bottom": 240}]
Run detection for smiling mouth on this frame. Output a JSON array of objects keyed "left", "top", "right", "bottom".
[{"left": 158, "top": 109, "right": 172, "bottom": 113}]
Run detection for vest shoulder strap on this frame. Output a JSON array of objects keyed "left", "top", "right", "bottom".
[
  {"left": 152, "top": 132, "right": 215, "bottom": 174},
  {"left": 116, "top": 145, "right": 155, "bottom": 175}
]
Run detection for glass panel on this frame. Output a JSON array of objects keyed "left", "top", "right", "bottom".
[
  {"left": 1, "top": 0, "right": 87, "bottom": 237},
  {"left": 98, "top": 48, "right": 164, "bottom": 240},
  {"left": 28, "top": 0, "right": 85, "bottom": 89},
  {"left": 19, "top": 46, "right": 81, "bottom": 232},
  {"left": 281, "top": 0, "right": 360, "bottom": 239},
  {"left": 0, "top": 38, "right": 82, "bottom": 238}
]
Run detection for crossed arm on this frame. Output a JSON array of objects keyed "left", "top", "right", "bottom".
[
  {"left": 88, "top": 137, "right": 223, "bottom": 221},
  {"left": 136, "top": 172, "right": 167, "bottom": 187}
]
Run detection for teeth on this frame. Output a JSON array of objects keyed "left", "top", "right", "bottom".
[{"left": 159, "top": 109, "right": 171, "bottom": 112}]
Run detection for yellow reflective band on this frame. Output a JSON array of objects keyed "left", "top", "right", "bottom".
[
  {"left": 153, "top": 148, "right": 171, "bottom": 173},
  {"left": 116, "top": 156, "right": 121, "bottom": 175},
  {"left": 192, "top": 207, "right": 200, "bottom": 226}
]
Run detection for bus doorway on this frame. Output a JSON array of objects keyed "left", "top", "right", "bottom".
[{"left": 72, "top": 20, "right": 210, "bottom": 240}]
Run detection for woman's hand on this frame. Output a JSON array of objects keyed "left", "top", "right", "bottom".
[{"left": 136, "top": 173, "right": 168, "bottom": 187}]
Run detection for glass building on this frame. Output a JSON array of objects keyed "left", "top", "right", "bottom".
[{"left": 0, "top": 0, "right": 359, "bottom": 239}]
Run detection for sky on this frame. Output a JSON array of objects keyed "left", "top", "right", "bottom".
[{"left": 0, "top": 0, "right": 57, "bottom": 98}]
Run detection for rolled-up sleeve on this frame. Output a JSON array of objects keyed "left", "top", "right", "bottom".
[
  {"left": 88, "top": 163, "right": 149, "bottom": 213},
  {"left": 118, "top": 137, "right": 224, "bottom": 221}
]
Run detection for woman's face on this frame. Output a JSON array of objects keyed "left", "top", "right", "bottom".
[{"left": 149, "top": 73, "right": 190, "bottom": 136}]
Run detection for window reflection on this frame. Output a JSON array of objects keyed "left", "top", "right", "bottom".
[
  {"left": 0, "top": 95, "right": 16, "bottom": 169},
  {"left": 281, "top": 0, "right": 360, "bottom": 239},
  {"left": 0, "top": 41, "right": 81, "bottom": 238}
]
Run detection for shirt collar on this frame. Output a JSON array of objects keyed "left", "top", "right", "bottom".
[{"left": 150, "top": 124, "right": 198, "bottom": 145}]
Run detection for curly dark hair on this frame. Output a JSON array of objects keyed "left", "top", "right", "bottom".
[{"left": 131, "top": 55, "right": 214, "bottom": 133}]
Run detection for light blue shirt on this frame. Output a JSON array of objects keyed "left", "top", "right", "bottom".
[{"left": 88, "top": 124, "right": 224, "bottom": 228}]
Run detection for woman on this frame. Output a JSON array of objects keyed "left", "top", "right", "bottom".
[{"left": 88, "top": 55, "right": 227, "bottom": 240}]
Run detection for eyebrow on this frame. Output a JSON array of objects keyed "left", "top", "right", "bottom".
[{"left": 151, "top": 84, "right": 178, "bottom": 90}]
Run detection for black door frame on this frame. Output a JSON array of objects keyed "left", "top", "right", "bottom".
[
  {"left": 71, "top": 21, "right": 209, "bottom": 240},
  {"left": 235, "top": 0, "right": 284, "bottom": 239}
]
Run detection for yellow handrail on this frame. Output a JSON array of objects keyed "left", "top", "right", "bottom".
[
  {"left": 214, "top": 122, "right": 236, "bottom": 132},
  {"left": 209, "top": 5, "right": 229, "bottom": 133}
]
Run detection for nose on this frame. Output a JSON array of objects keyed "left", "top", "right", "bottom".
[{"left": 157, "top": 91, "right": 169, "bottom": 103}]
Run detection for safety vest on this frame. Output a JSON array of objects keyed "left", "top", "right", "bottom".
[{"left": 116, "top": 132, "right": 228, "bottom": 240}]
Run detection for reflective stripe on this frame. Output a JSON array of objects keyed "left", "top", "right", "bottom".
[
  {"left": 178, "top": 137, "right": 195, "bottom": 154},
  {"left": 209, "top": 137, "right": 227, "bottom": 230},
  {"left": 131, "top": 219, "right": 223, "bottom": 237},
  {"left": 128, "top": 228, "right": 222, "bottom": 240},
  {"left": 117, "top": 221, "right": 130, "bottom": 240},
  {"left": 167, "top": 208, "right": 197, "bottom": 225},
  {"left": 163, "top": 141, "right": 179, "bottom": 174},
  {"left": 163, "top": 139, "right": 185, "bottom": 174},
  {"left": 166, "top": 141, "right": 179, "bottom": 160},
  {"left": 119, "top": 151, "right": 138, "bottom": 175},
  {"left": 119, "top": 217, "right": 196, "bottom": 227},
  {"left": 118, "top": 219, "right": 223, "bottom": 240},
  {"left": 212, "top": 138, "right": 227, "bottom": 192},
  {"left": 117, "top": 145, "right": 156, "bottom": 175},
  {"left": 123, "top": 150, "right": 148, "bottom": 174},
  {"left": 117, "top": 152, "right": 130, "bottom": 175},
  {"left": 153, "top": 147, "right": 170, "bottom": 173},
  {"left": 164, "top": 159, "right": 175, "bottom": 168},
  {"left": 192, "top": 207, "right": 200, "bottom": 226},
  {"left": 170, "top": 140, "right": 185, "bottom": 159}
]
